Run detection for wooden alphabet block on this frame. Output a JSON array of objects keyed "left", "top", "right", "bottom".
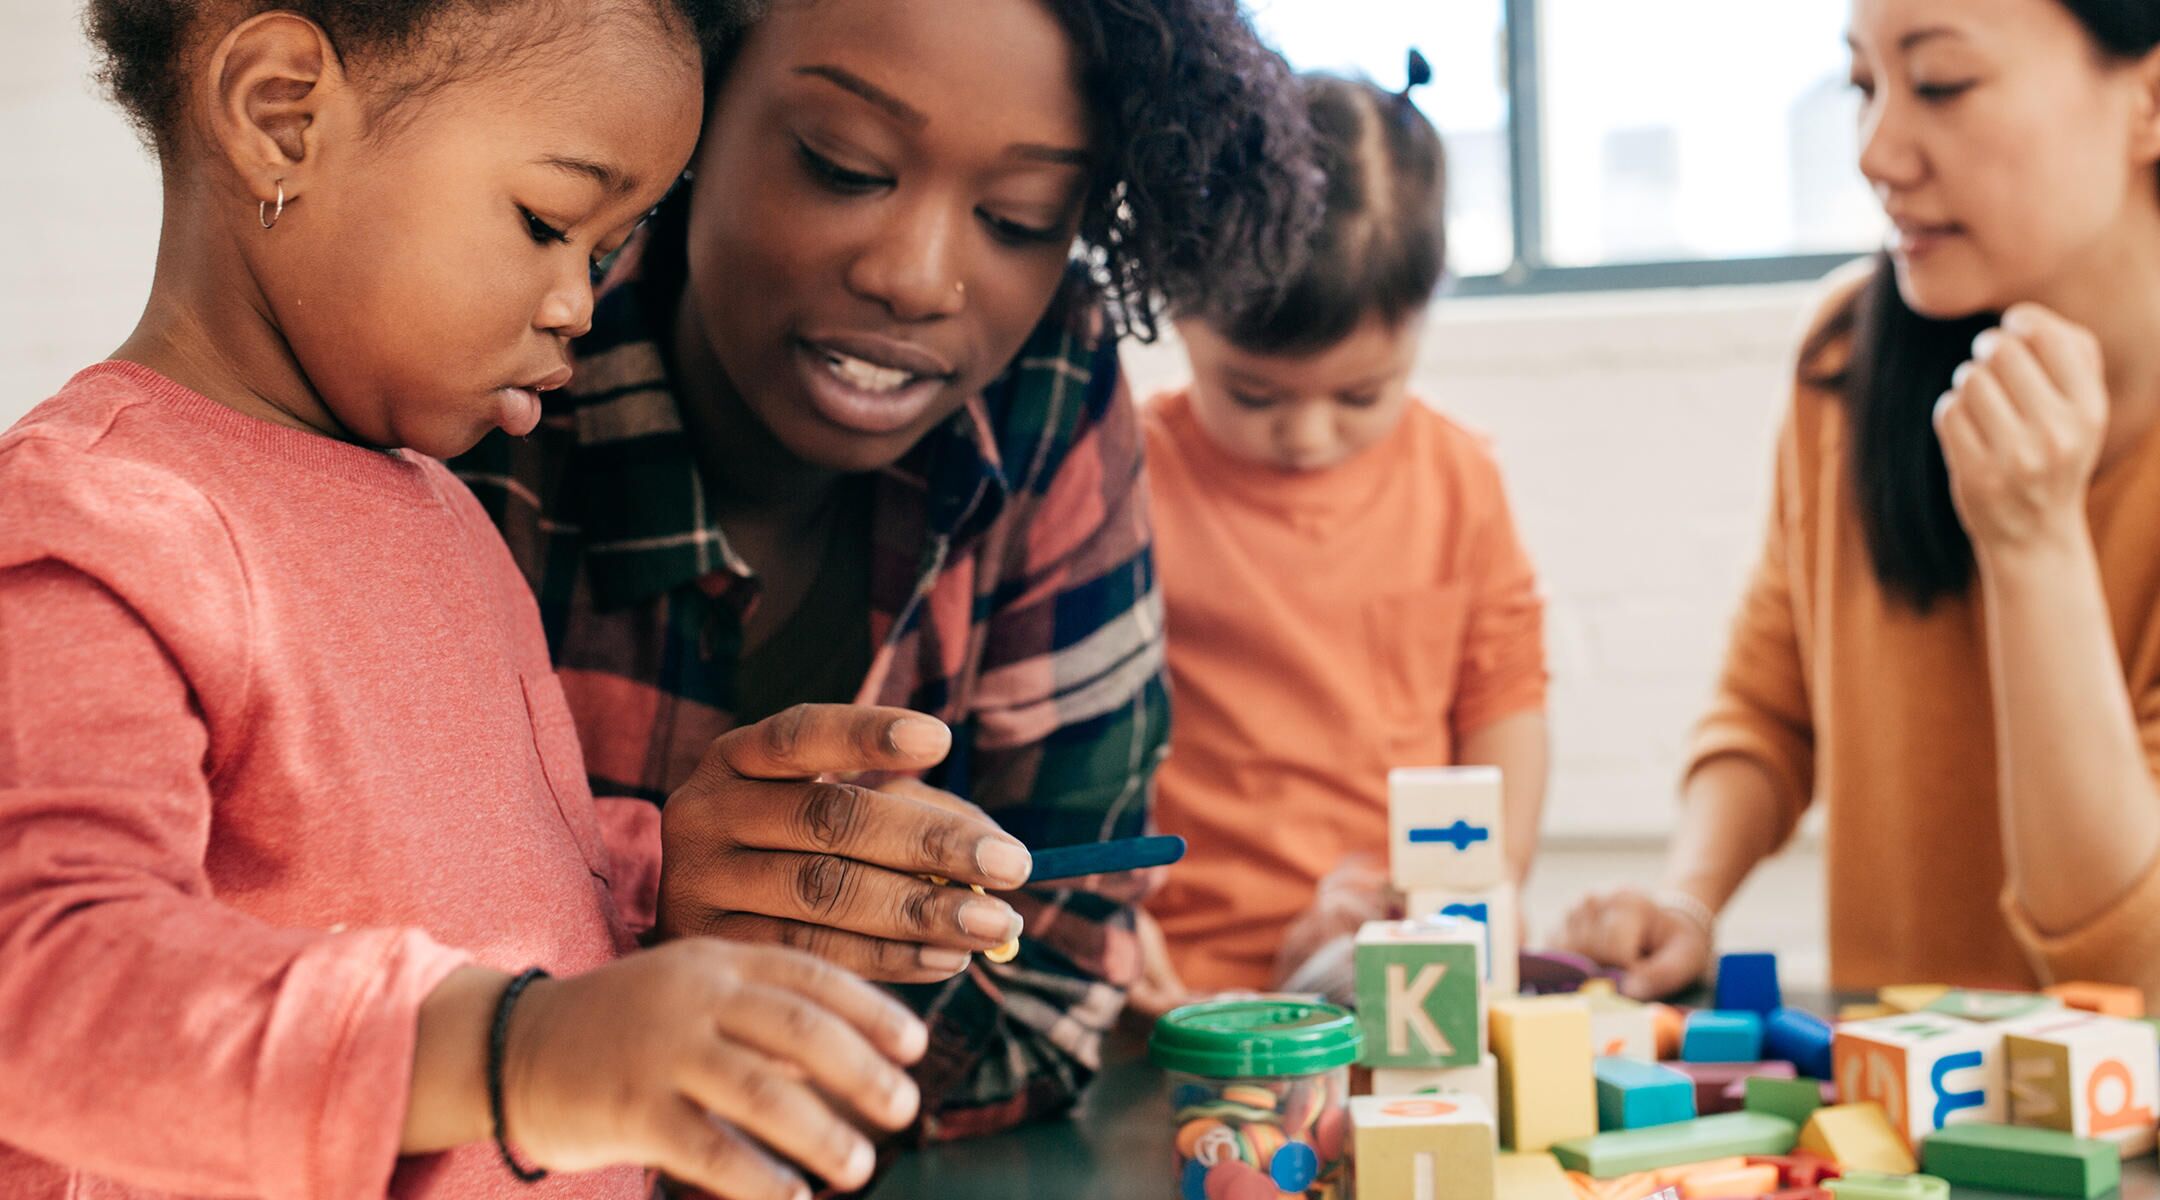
[
  {"left": 2044, "top": 982, "right": 2146, "bottom": 1019},
  {"left": 1918, "top": 1122, "right": 2120, "bottom": 1198},
  {"left": 1490, "top": 996, "right": 1596, "bottom": 1152},
  {"left": 1389, "top": 766, "right": 1504, "bottom": 894},
  {"left": 1584, "top": 992, "right": 1658, "bottom": 1062},
  {"left": 2002, "top": 1008, "right": 2160, "bottom": 1157},
  {"left": 1350, "top": 1093, "right": 1498, "bottom": 1200},
  {"left": 1832, "top": 1012, "right": 2004, "bottom": 1146},
  {"left": 1798, "top": 1103, "right": 1918, "bottom": 1174},
  {"left": 1595, "top": 1057, "right": 1696, "bottom": 1130},
  {"left": 1406, "top": 882, "right": 1520, "bottom": 996},
  {"left": 1371, "top": 1054, "right": 1500, "bottom": 1121},
  {"left": 1356, "top": 917, "right": 1485, "bottom": 1070}
]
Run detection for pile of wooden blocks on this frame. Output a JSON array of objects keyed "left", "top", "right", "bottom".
[{"left": 1344, "top": 767, "right": 2159, "bottom": 1199}]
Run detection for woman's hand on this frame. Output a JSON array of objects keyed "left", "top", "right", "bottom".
[
  {"left": 1554, "top": 887, "right": 1711, "bottom": 1001},
  {"left": 1935, "top": 303, "right": 2109, "bottom": 556},
  {"left": 657, "top": 705, "right": 1030, "bottom": 983}
]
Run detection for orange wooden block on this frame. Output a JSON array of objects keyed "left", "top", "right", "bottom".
[
  {"left": 2045, "top": 981, "right": 2146, "bottom": 1019},
  {"left": 1679, "top": 1163, "right": 1780, "bottom": 1198},
  {"left": 1653, "top": 1156, "right": 1747, "bottom": 1186},
  {"left": 1651, "top": 1004, "right": 1686, "bottom": 1061}
]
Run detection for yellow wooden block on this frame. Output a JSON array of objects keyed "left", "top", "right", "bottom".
[
  {"left": 1799, "top": 1102, "right": 1919, "bottom": 1174},
  {"left": 1840, "top": 1002, "right": 1897, "bottom": 1021},
  {"left": 1879, "top": 984, "right": 1951, "bottom": 1014},
  {"left": 1351, "top": 1093, "right": 1497, "bottom": 1200},
  {"left": 1678, "top": 1163, "right": 1779, "bottom": 1198},
  {"left": 1491, "top": 996, "right": 1597, "bottom": 1153},
  {"left": 1495, "top": 1152, "right": 1574, "bottom": 1200}
]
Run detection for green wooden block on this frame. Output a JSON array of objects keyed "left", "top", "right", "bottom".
[
  {"left": 1549, "top": 1111, "right": 1797, "bottom": 1178},
  {"left": 1354, "top": 919, "right": 1484, "bottom": 1069},
  {"left": 1827, "top": 1171, "right": 1949, "bottom": 1200},
  {"left": 1925, "top": 988, "right": 2059, "bottom": 1023},
  {"left": 1919, "top": 1123, "right": 2120, "bottom": 1198},
  {"left": 1743, "top": 1074, "right": 1825, "bottom": 1127}
]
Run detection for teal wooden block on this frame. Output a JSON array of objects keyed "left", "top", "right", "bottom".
[
  {"left": 1919, "top": 1123, "right": 2120, "bottom": 1198},
  {"left": 1682, "top": 1010, "right": 1765, "bottom": 1063},
  {"left": 1743, "top": 1074, "right": 1825, "bottom": 1127},
  {"left": 1594, "top": 1056, "right": 1695, "bottom": 1131},
  {"left": 1550, "top": 1110, "right": 1797, "bottom": 1178},
  {"left": 1827, "top": 1171, "right": 1950, "bottom": 1200}
]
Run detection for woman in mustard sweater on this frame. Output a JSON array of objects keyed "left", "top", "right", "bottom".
[{"left": 1565, "top": 0, "right": 2160, "bottom": 1004}]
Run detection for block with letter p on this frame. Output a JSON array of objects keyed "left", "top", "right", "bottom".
[
  {"left": 2002, "top": 1008, "right": 2160, "bottom": 1158},
  {"left": 1389, "top": 766, "right": 1504, "bottom": 894},
  {"left": 1833, "top": 1012, "right": 2004, "bottom": 1147},
  {"left": 1355, "top": 916, "right": 1485, "bottom": 1069}
]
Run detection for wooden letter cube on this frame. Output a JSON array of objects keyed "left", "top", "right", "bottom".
[
  {"left": 1490, "top": 995, "right": 1596, "bottom": 1152},
  {"left": 1406, "top": 882, "right": 1520, "bottom": 995},
  {"left": 1356, "top": 917, "right": 1485, "bottom": 1070},
  {"left": 1833, "top": 1012, "right": 2005, "bottom": 1147},
  {"left": 1350, "top": 1093, "right": 1498, "bottom": 1200},
  {"left": 1371, "top": 1054, "right": 1499, "bottom": 1119},
  {"left": 1389, "top": 766, "right": 1504, "bottom": 894},
  {"left": 2002, "top": 1008, "right": 2160, "bottom": 1158}
]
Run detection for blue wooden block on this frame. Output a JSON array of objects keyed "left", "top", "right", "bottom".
[
  {"left": 1683, "top": 1010, "right": 1765, "bottom": 1063},
  {"left": 1764, "top": 1007, "right": 1834, "bottom": 1078},
  {"left": 1595, "top": 1056, "right": 1697, "bottom": 1131},
  {"left": 1715, "top": 952, "right": 1782, "bottom": 1014}
]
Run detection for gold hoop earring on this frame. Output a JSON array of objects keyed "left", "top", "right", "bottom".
[{"left": 259, "top": 181, "right": 284, "bottom": 230}]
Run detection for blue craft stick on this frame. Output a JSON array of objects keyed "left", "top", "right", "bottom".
[{"left": 1025, "top": 834, "right": 1186, "bottom": 884}]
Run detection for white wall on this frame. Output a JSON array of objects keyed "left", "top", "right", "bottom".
[
  {"left": 1, "top": 4, "right": 162, "bottom": 420},
  {"left": 0, "top": 10, "right": 1840, "bottom": 839}
]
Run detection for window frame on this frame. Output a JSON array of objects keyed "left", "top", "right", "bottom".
[{"left": 1453, "top": 0, "right": 1871, "bottom": 296}]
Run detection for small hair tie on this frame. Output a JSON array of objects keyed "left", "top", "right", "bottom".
[{"left": 1401, "top": 48, "right": 1433, "bottom": 97}]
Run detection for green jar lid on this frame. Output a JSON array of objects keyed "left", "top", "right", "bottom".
[{"left": 1149, "top": 998, "right": 1363, "bottom": 1079}]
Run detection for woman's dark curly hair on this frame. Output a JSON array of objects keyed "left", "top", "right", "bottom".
[
  {"left": 85, "top": 0, "right": 751, "bottom": 156},
  {"left": 706, "top": 0, "right": 1325, "bottom": 342}
]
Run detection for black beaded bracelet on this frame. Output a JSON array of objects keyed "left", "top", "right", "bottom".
[{"left": 488, "top": 967, "right": 552, "bottom": 1184}]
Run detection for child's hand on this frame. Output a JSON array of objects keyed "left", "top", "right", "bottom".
[
  {"left": 659, "top": 704, "right": 1032, "bottom": 984},
  {"left": 506, "top": 940, "right": 927, "bottom": 1199},
  {"left": 1554, "top": 887, "right": 1710, "bottom": 1001},
  {"left": 1274, "top": 857, "right": 1392, "bottom": 985}
]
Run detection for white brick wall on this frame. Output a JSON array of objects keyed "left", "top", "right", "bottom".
[{"left": 0, "top": 11, "right": 1845, "bottom": 839}]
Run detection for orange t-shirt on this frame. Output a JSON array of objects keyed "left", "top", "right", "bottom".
[{"left": 1141, "top": 388, "right": 1548, "bottom": 992}]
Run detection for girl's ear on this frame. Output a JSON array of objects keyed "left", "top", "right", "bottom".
[
  {"left": 199, "top": 12, "right": 352, "bottom": 217},
  {"left": 2129, "top": 42, "right": 2160, "bottom": 166}
]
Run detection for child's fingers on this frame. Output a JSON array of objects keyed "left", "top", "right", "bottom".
[
  {"left": 699, "top": 704, "right": 953, "bottom": 784},
  {"left": 678, "top": 1042, "right": 880, "bottom": 1191},
  {"left": 729, "top": 942, "right": 933, "bottom": 1066},
  {"left": 1589, "top": 896, "right": 1653, "bottom": 969},
  {"left": 645, "top": 1096, "right": 811, "bottom": 1200},
  {"left": 1621, "top": 917, "right": 1709, "bottom": 1001},
  {"left": 707, "top": 980, "right": 922, "bottom": 1131}
]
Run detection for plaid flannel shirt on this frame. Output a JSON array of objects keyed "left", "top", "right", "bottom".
[{"left": 451, "top": 258, "right": 1168, "bottom": 1142}]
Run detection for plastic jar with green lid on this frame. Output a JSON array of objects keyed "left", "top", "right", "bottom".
[{"left": 1149, "top": 999, "right": 1363, "bottom": 1200}]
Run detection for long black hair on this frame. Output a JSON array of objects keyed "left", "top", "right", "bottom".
[{"left": 1809, "top": 0, "right": 2160, "bottom": 612}]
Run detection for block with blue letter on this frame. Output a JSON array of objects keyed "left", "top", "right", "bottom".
[
  {"left": 1388, "top": 766, "right": 1504, "bottom": 894},
  {"left": 1834, "top": 1011, "right": 2005, "bottom": 1148}
]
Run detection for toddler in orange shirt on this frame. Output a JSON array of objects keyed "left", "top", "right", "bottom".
[{"left": 1136, "top": 53, "right": 1551, "bottom": 1009}]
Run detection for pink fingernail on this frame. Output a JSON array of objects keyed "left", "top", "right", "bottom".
[{"left": 888, "top": 718, "right": 951, "bottom": 758}]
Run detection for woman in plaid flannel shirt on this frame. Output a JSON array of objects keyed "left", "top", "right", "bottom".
[{"left": 456, "top": 0, "right": 1325, "bottom": 1143}]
